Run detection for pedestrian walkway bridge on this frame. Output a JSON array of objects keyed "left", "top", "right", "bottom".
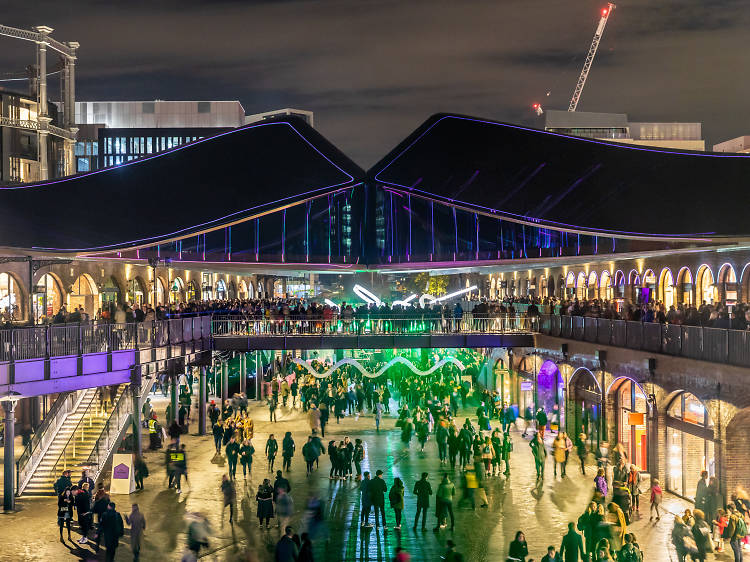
[
  {"left": 211, "top": 316, "right": 537, "bottom": 351},
  {"left": 0, "top": 316, "right": 211, "bottom": 398}
]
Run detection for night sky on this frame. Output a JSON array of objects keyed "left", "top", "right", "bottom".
[{"left": 2, "top": 0, "right": 748, "bottom": 166}]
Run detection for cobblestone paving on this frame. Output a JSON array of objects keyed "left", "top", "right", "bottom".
[{"left": 0, "top": 394, "right": 743, "bottom": 561}]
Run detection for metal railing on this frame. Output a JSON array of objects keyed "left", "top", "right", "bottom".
[
  {"left": 211, "top": 314, "right": 537, "bottom": 336},
  {"left": 87, "top": 390, "right": 132, "bottom": 483},
  {"left": 538, "top": 314, "right": 750, "bottom": 368},
  {"left": 0, "top": 316, "right": 211, "bottom": 363},
  {"left": 15, "top": 390, "right": 86, "bottom": 494}
]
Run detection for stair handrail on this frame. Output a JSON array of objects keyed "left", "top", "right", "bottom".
[
  {"left": 16, "top": 389, "right": 88, "bottom": 495},
  {"left": 86, "top": 389, "right": 132, "bottom": 483},
  {"left": 45, "top": 389, "right": 108, "bottom": 488}
]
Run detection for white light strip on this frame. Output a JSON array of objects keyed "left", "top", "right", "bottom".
[
  {"left": 352, "top": 284, "right": 382, "bottom": 306},
  {"left": 436, "top": 285, "right": 478, "bottom": 302},
  {"left": 393, "top": 293, "right": 417, "bottom": 307},
  {"left": 324, "top": 298, "right": 340, "bottom": 310},
  {"left": 419, "top": 285, "right": 477, "bottom": 307},
  {"left": 291, "top": 356, "right": 466, "bottom": 379}
]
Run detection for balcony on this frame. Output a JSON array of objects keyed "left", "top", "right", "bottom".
[{"left": 537, "top": 314, "right": 750, "bottom": 368}]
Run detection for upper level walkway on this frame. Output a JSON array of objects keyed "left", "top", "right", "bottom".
[
  {"left": 537, "top": 313, "right": 750, "bottom": 368},
  {"left": 0, "top": 316, "right": 210, "bottom": 397},
  {"left": 211, "top": 316, "right": 536, "bottom": 350}
]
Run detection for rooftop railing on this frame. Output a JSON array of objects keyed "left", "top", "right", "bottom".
[{"left": 538, "top": 314, "right": 750, "bottom": 368}]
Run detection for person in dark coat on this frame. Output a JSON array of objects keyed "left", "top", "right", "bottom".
[
  {"left": 58, "top": 487, "right": 74, "bottom": 541},
  {"left": 282, "top": 431, "right": 295, "bottom": 472},
  {"left": 99, "top": 502, "right": 124, "bottom": 562},
  {"left": 508, "top": 530, "right": 529, "bottom": 561},
  {"left": 54, "top": 469, "right": 73, "bottom": 496},
  {"left": 275, "top": 526, "right": 299, "bottom": 562},
  {"left": 226, "top": 436, "right": 240, "bottom": 480},
  {"left": 559, "top": 522, "right": 586, "bottom": 562},
  {"left": 75, "top": 482, "right": 93, "bottom": 544},
  {"left": 256, "top": 478, "right": 275, "bottom": 529},
  {"left": 266, "top": 434, "right": 279, "bottom": 472},
  {"left": 221, "top": 474, "right": 236, "bottom": 524},
  {"left": 369, "top": 469, "right": 388, "bottom": 528},
  {"left": 298, "top": 532, "right": 314, "bottom": 562},
  {"left": 412, "top": 472, "right": 432, "bottom": 531}
]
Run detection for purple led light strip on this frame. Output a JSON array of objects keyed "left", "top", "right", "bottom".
[
  {"left": 373, "top": 114, "right": 750, "bottom": 238},
  {"left": 20, "top": 121, "right": 359, "bottom": 251}
]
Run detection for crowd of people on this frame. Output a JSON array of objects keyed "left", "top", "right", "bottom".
[{"left": 46, "top": 335, "right": 750, "bottom": 562}]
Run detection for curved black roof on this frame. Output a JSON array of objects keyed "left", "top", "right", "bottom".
[
  {"left": 0, "top": 116, "right": 363, "bottom": 251},
  {"left": 369, "top": 113, "right": 750, "bottom": 238}
]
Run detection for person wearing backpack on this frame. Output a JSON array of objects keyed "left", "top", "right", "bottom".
[
  {"left": 725, "top": 504, "right": 746, "bottom": 561},
  {"left": 617, "top": 533, "right": 642, "bottom": 562}
]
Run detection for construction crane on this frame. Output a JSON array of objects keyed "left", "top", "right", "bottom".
[{"left": 568, "top": 3, "right": 615, "bottom": 112}]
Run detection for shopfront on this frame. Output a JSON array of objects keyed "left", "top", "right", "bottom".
[
  {"left": 186, "top": 280, "right": 198, "bottom": 302},
  {"left": 666, "top": 391, "right": 715, "bottom": 500},
  {"left": 68, "top": 274, "right": 98, "bottom": 318},
  {"left": 537, "top": 360, "right": 564, "bottom": 431},
  {"left": 33, "top": 273, "right": 62, "bottom": 323},
  {"left": 215, "top": 279, "right": 227, "bottom": 300},
  {"left": 170, "top": 277, "right": 185, "bottom": 303},
  {"left": 610, "top": 378, "right": 648, "bottom": 470},
  {"left": 569, "top": 368, "right": 603, "bottom": 449},
  {"left": 101, "top": 277, "right": 121, "bottom": 312},
  {"left": 127, "top": 278, "right": 146, "bottom": 307}
]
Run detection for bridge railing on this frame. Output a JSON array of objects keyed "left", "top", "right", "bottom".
[
  {"left": 211, "top": 314, "right": 537, "bottom": 336},
  {"left": 537, "top": 314, "right": 750, "bottom": 368},
  {"left": 0, "top": 316, "right": 211, "bottom": 364}
]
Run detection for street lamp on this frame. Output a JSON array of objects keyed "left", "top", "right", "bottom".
[{"left": 2, "top": 391, "right": 23, "bottom": 511}]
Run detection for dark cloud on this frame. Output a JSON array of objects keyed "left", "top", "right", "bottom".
[{"left": 0, "top": 0, "right": 748, "bottom": 166}]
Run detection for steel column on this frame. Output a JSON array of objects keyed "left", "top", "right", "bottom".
[
  {"left": 3, "top": 400, "right": 17, "bottom": 512},
  {"left": 198, "top": 366, "right": 207, "bottom": 436}
]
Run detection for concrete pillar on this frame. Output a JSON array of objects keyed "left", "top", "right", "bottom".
[
  {"left": 169, "top": 377, "right": 178, "bottom": 425},
  {"left": 35, "top": 29, "right": 50, "bottom": 181},
  {"left": 198, "top": 366, "right": 207, "bottom": 436},
  {"left": 239, "top": 353, "right": 247, "bottom": 395},
  {"left": 3, "top": 400, "right": 17, "bottom": 511},
  {"left": 221, "top": 362, "right": 229, "bottom": 406}
]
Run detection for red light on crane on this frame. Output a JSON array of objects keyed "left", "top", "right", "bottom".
[
  {"left": 532, "top": 103, "right": 539, "bottom": 109},
  {"left": 602, "top": 8, "right": 608, "bottom": 16}
]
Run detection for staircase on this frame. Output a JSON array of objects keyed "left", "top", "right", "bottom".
[{"left": 23, "top": 387, "right": 123, "bottom": 496}]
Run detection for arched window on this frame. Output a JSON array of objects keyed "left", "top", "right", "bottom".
[
  {"left": 600, "top": 271, "right": 612, "bottom": 300},
  {"left": 154, "top": 277, "right": 167, "bottom": 305},
  {"left": 0, "top": 272, "right": 23, "bottom": 322},
  {"left": 610, "top": 378, "right": 648, "bottom": 470},
  {"left": 569, "top": 368, "right": 603, "bottom": 448},
  {"left": 614, "top": 270, "right": 625, "bottom": 299},
  {"left": 33, "top": 273, "right": 62, "bottom": 323},
  {"left": 587, "top": 271, "right": 598, "bottom": 299},
  {"left": 186, "top": 280, "right": 198, "bottom": 302},
  {"left": 565, "top": 272, "right": 575, "bottom": 298},
  {"left": 659, "top": 268, "right": 675, "bottom": 309},
  {"left": 216, "top": 279, "right": 227, "bottom": 300},
  {"left": 717, "top": 263, "right": 738, "bottom": 304},
  {"left": 666, "top": 391, "right": 715, "bottom": 499},
  {"left": 238, "top": 279, "right": 249, "bottom": 299},
  {"left": 127, "top": 277, "right": 147, "bottom": 307},
  {"left": 676, "top": 267, "right": 693, "bottom": 306},
  {"left": 69, "top": 274, "right": 98, "bottom": 318},
  {"left": 696, "top": 265, "right": 715, "bottom": 305},
  {"left": 576, "top": 272, "right": 587, "bottom": 300},
  {"left": 170, "top": 277, "right": 185, "bottom": 304}
]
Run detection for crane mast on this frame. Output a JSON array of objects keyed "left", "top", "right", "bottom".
[{"left": 568, "top": 3, "right": 615, "bottom": 112}]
